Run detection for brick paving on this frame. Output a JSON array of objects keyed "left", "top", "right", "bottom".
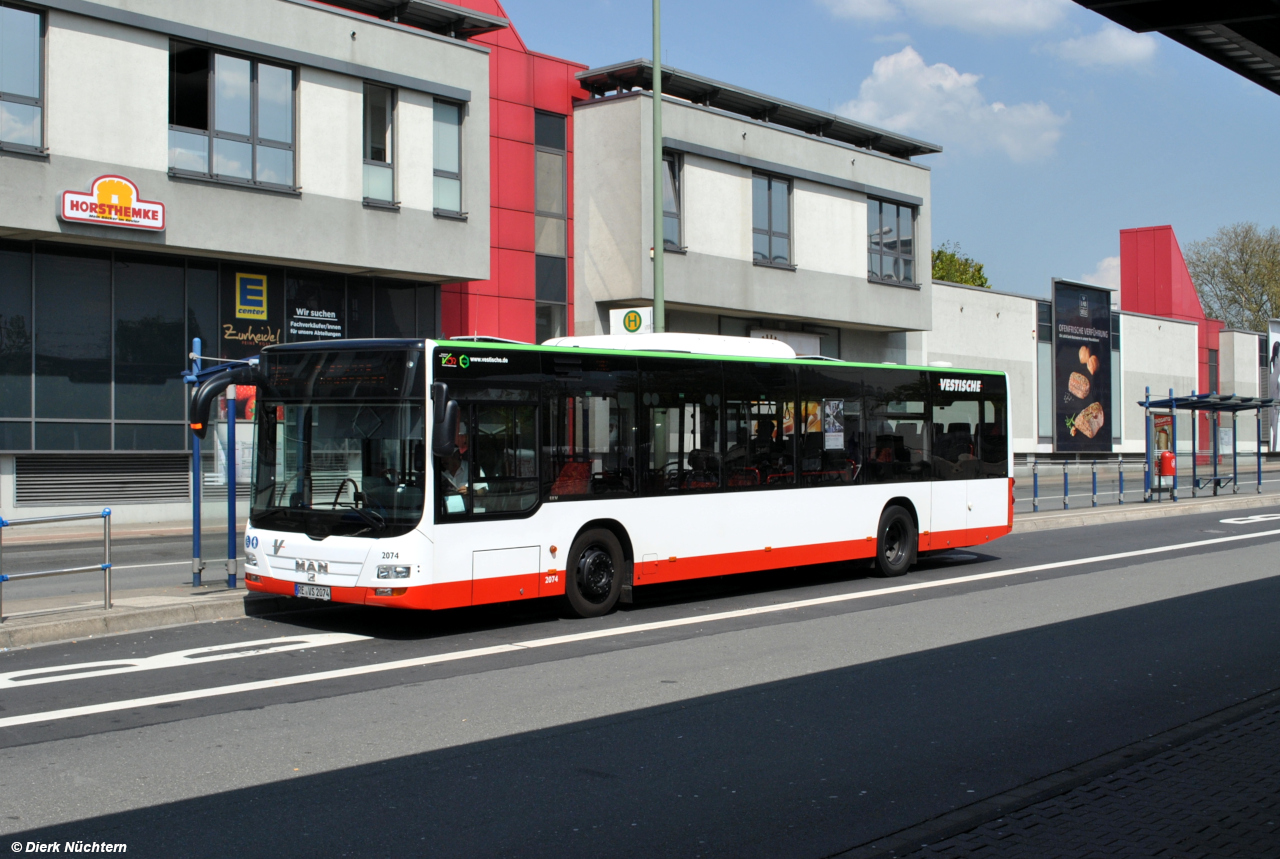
[{"left": 910, "top": 706, "right": 1280, "bottom": 858}]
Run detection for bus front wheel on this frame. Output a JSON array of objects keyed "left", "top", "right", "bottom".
[
  {"left": 565, "top": 528, "right": 624, "bottom": 618},
  {"left": 873, "top": 506, "right": 915, "bottom": 578}
]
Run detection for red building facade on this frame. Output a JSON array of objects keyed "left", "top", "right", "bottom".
[
  {"left": 1119, "top": 225, "right": 1224, "bottom": 397},
  {"left": 439, "top": 1, "right": 588, "bottom": 342}
]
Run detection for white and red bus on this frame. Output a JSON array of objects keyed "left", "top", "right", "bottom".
[{"left": 191, "top": 333, "right": 1012, "bottom": 618}]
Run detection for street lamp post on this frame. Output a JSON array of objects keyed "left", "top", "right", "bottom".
[{"left": 652, "top": 0, "right": 665, "bottom": 332}]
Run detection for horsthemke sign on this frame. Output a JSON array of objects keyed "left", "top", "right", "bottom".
[{"left": 60, "top": 175, "right": 165, "bottom": 231}]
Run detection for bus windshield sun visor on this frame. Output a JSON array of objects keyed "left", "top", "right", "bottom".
[
  {"left": 431, "top": 382, "right": 460, "bottom": 458},
  {"left": 190, "top": 365, "right": 266, "bottom": 439}
]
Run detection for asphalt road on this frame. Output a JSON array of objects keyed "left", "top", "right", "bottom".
[{"left": 2, "top": 506, "right": 1280, "bottom": 857}]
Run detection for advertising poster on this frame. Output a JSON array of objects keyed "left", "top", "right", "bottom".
[
  {"left": 219, "top": 268, "right": 282, "bottom": 360},
  {"left": 1053, "top": 280, "right": 1112, "bottom": 452},
  {"left": 1153, "top": 414, "right": 1173, "bottom": 451},
  {"left": 1269, "top": 319, "right": 1280, "bottom": 451},
  {"left": 823, "top": 399, "right": 845, "bottom": 450}
]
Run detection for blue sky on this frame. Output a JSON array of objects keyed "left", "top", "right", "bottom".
[{"left": 499, "top": 0, "right": 1280, "bottom": 299}]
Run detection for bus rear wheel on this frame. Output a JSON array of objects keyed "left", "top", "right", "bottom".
[
  {"left": 565, "top": 528, "right": 623, "bottom": 618},
  {"left": 873, "top": 505, "right": 915, "bottom": 578}
]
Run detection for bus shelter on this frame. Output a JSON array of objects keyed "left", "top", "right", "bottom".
[{"left": 1141, "top": 387, "right": 1274, "bottom": 502}]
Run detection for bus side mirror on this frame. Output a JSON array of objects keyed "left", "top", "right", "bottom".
[{"left": 431, "top": 382, "right": 459, "bottom": 458}]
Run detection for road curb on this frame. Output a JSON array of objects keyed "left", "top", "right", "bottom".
[
  {"left": 1013, "top": 492, "right": 1279, "bottom": 532},
  {"left": 0, "top": 593, "right": 321, "bottom": 650}
]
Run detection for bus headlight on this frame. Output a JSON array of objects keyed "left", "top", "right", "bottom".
[
  {"left": 245, "top": 550, "right": 258, "bottom": 567},
  {"left": 377, "top": 565, "right": 411, "bottom": 579}
]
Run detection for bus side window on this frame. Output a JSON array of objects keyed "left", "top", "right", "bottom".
[
  {"left": 724, "top": 362, "right": 797, "bottom": 489},
  {"left": 639, "top": 359, "right": 722, "bottom": 495},
  {"left": 863, "top": 369, "right": 930, "bottom": 484},
  {"left": 978, "top": 398, "right": 1008, "bottom": 477}
]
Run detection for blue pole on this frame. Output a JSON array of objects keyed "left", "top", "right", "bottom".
[
  {"left": 1212, "top": 409, "right": 1220, "bottom": 496},
  {"left": 1063, "top": 460, "right": 1069, "bottom": 510},
  {"left": 1091, "top": 460, "right": 1097, "bottom": 507},
  {"left": 1170, "top": 388, "right": 1178, "bottom": 502},
  {"left": 1144, "top": 387, "right": 1152, "bottom": 502},
  {"left": 227, "top": 383, "right": 237, "bottom": 589},
  {"left": 1032, "top": 461, "right": 1039, "bottom": 512},
  {"left": 191, "top": 337, "right": 202, "bottom": 588},
  {"left": 1118, "top": 455, "right": 1125, "bottom": 504},
  {"left": 1191, "top": 391, "right": 1198, "bottom": 498}
]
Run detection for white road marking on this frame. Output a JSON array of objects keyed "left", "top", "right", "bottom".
[
  {"left": 1221, "top": 513, "right": 1280, "bottom": 524},
  {"left": 2, "top": 528, "right": 1279, "bottom": 730},
  {"left": 0, "top": 634, "right": 369, "bottom": 690}
]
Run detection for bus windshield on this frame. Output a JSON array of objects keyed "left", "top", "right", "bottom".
[{"left": 250, "top": 348, "right": 426, "bottom": 538}]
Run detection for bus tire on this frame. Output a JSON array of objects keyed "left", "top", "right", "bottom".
[
  {"left": 565, "top": 528, "right": 623, "bottom": 618},
  {"left": 873, "top": 505, "right": 915, "bottom": 578}
]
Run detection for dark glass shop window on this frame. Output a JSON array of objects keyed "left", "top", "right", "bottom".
[
  {"left": 187, "top": 262, "right": 219, "bottom": 356},
  {"left": 115, "top": 423, "right": 185, "bottom": 451},
  {"left": 347, "top": 277, "right": 373, "bottom": 339},
  {"left": 285, "top": 271, "right": 345, "bottom": 343},
  {"left": 36, "top": 422, "right": 110, "bottom": 451},
  {"left": 114, "top": 255, "right": 185, "bottom": 420},
  {"left": 0, "top": 240, "right": 32, "bottom": 418},
  {"left": 34, "top": 249, "right": 111, "bottom": 420},
  {"left": 0, "top": 421, "right": 29, "bottom": 450},
  {"left": 374, "top": 282, "right": 416, "bottom": 338}
]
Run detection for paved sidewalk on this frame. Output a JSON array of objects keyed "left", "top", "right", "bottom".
[{"left": 910, "top": 704, "right": 1280, "bottom": 858}]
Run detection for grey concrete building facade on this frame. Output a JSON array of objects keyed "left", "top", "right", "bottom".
[
  {"left": 572, "top": 62, "right": 936, "bottom": 364},
  {"left": 0, "top": 0, "right": 491, "bottom": 523}
]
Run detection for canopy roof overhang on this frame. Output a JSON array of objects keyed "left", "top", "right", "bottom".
[
  {"left": 1142, "top": 392, "right": 1277, "bottom": 413},
  {"left": 1074, "top": 1, "right": 1280, "bottom": 96}
]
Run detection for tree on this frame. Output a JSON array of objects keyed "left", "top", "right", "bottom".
[
  {"left": 1186, "top": 223, "right": 1280, "bottom": 331},
  {"left": 932, "top": 241, "right": 990, "bottom": 288}
]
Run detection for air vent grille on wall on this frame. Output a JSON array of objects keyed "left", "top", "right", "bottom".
[{"left": 15, "top": 455, "right": 190, "bottom": 506}]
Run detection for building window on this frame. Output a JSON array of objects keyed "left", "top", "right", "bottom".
[
  {"left": 752, "top": 174, "right": 791, "bottom": 267},
  {"left": 168, "top": 42, "right": 296, "bottom": 189},
  {"left": 1208, "top": 348, "right": 1219, "bottom": 394},
  {"left": 433, "top": 100, "right": 462, "bottom": 214},
  {"left": 535, "top": 111, "right": 568, "bottom": 342},
  {"left": 663, "top": 152, "right": 681, "bottom": 250},
  {"left": 363, "top": 84, "right": 394, "bottom": 203},
  {"left": 0, "top": 3, "right": 43, "bottom": 151},
  {"left": 868, "top": 199, "right": 915, "bottom": 284}
]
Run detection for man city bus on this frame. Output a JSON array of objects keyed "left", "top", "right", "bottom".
[{"left": 189, "top": 334, "right": 1012, "bottom": 618}]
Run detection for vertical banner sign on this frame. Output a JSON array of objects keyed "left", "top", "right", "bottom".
[
  {"left": 1269, "top": 319, "right": 1280, "bottom": 451},
  {"left": 1053, "top": 280, "right": 1112, "bottom": 452}
]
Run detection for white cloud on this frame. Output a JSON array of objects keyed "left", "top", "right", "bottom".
[
  {"left": 820, "top": 0, "right": 1070, "bottom": 33},
  {"left": 1051, "top": 25, "right": 1158, "bottom": 68},
  {"left": 1082, "top": 256, "right": 1121, "bottom": 290},
  {"left": 838, "top": 47, "right": 1069, "bottom": 162},
  {"left": 819, "top": 0, "right": 900, "bottom": 21}
]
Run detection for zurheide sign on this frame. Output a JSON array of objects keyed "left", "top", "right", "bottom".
[{"left": 60, "top": 175, "right": 166, "bottom": 231}]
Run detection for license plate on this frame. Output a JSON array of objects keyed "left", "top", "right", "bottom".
[{"left": 295, "top": 584, "right": 331, "bottom": 601}]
